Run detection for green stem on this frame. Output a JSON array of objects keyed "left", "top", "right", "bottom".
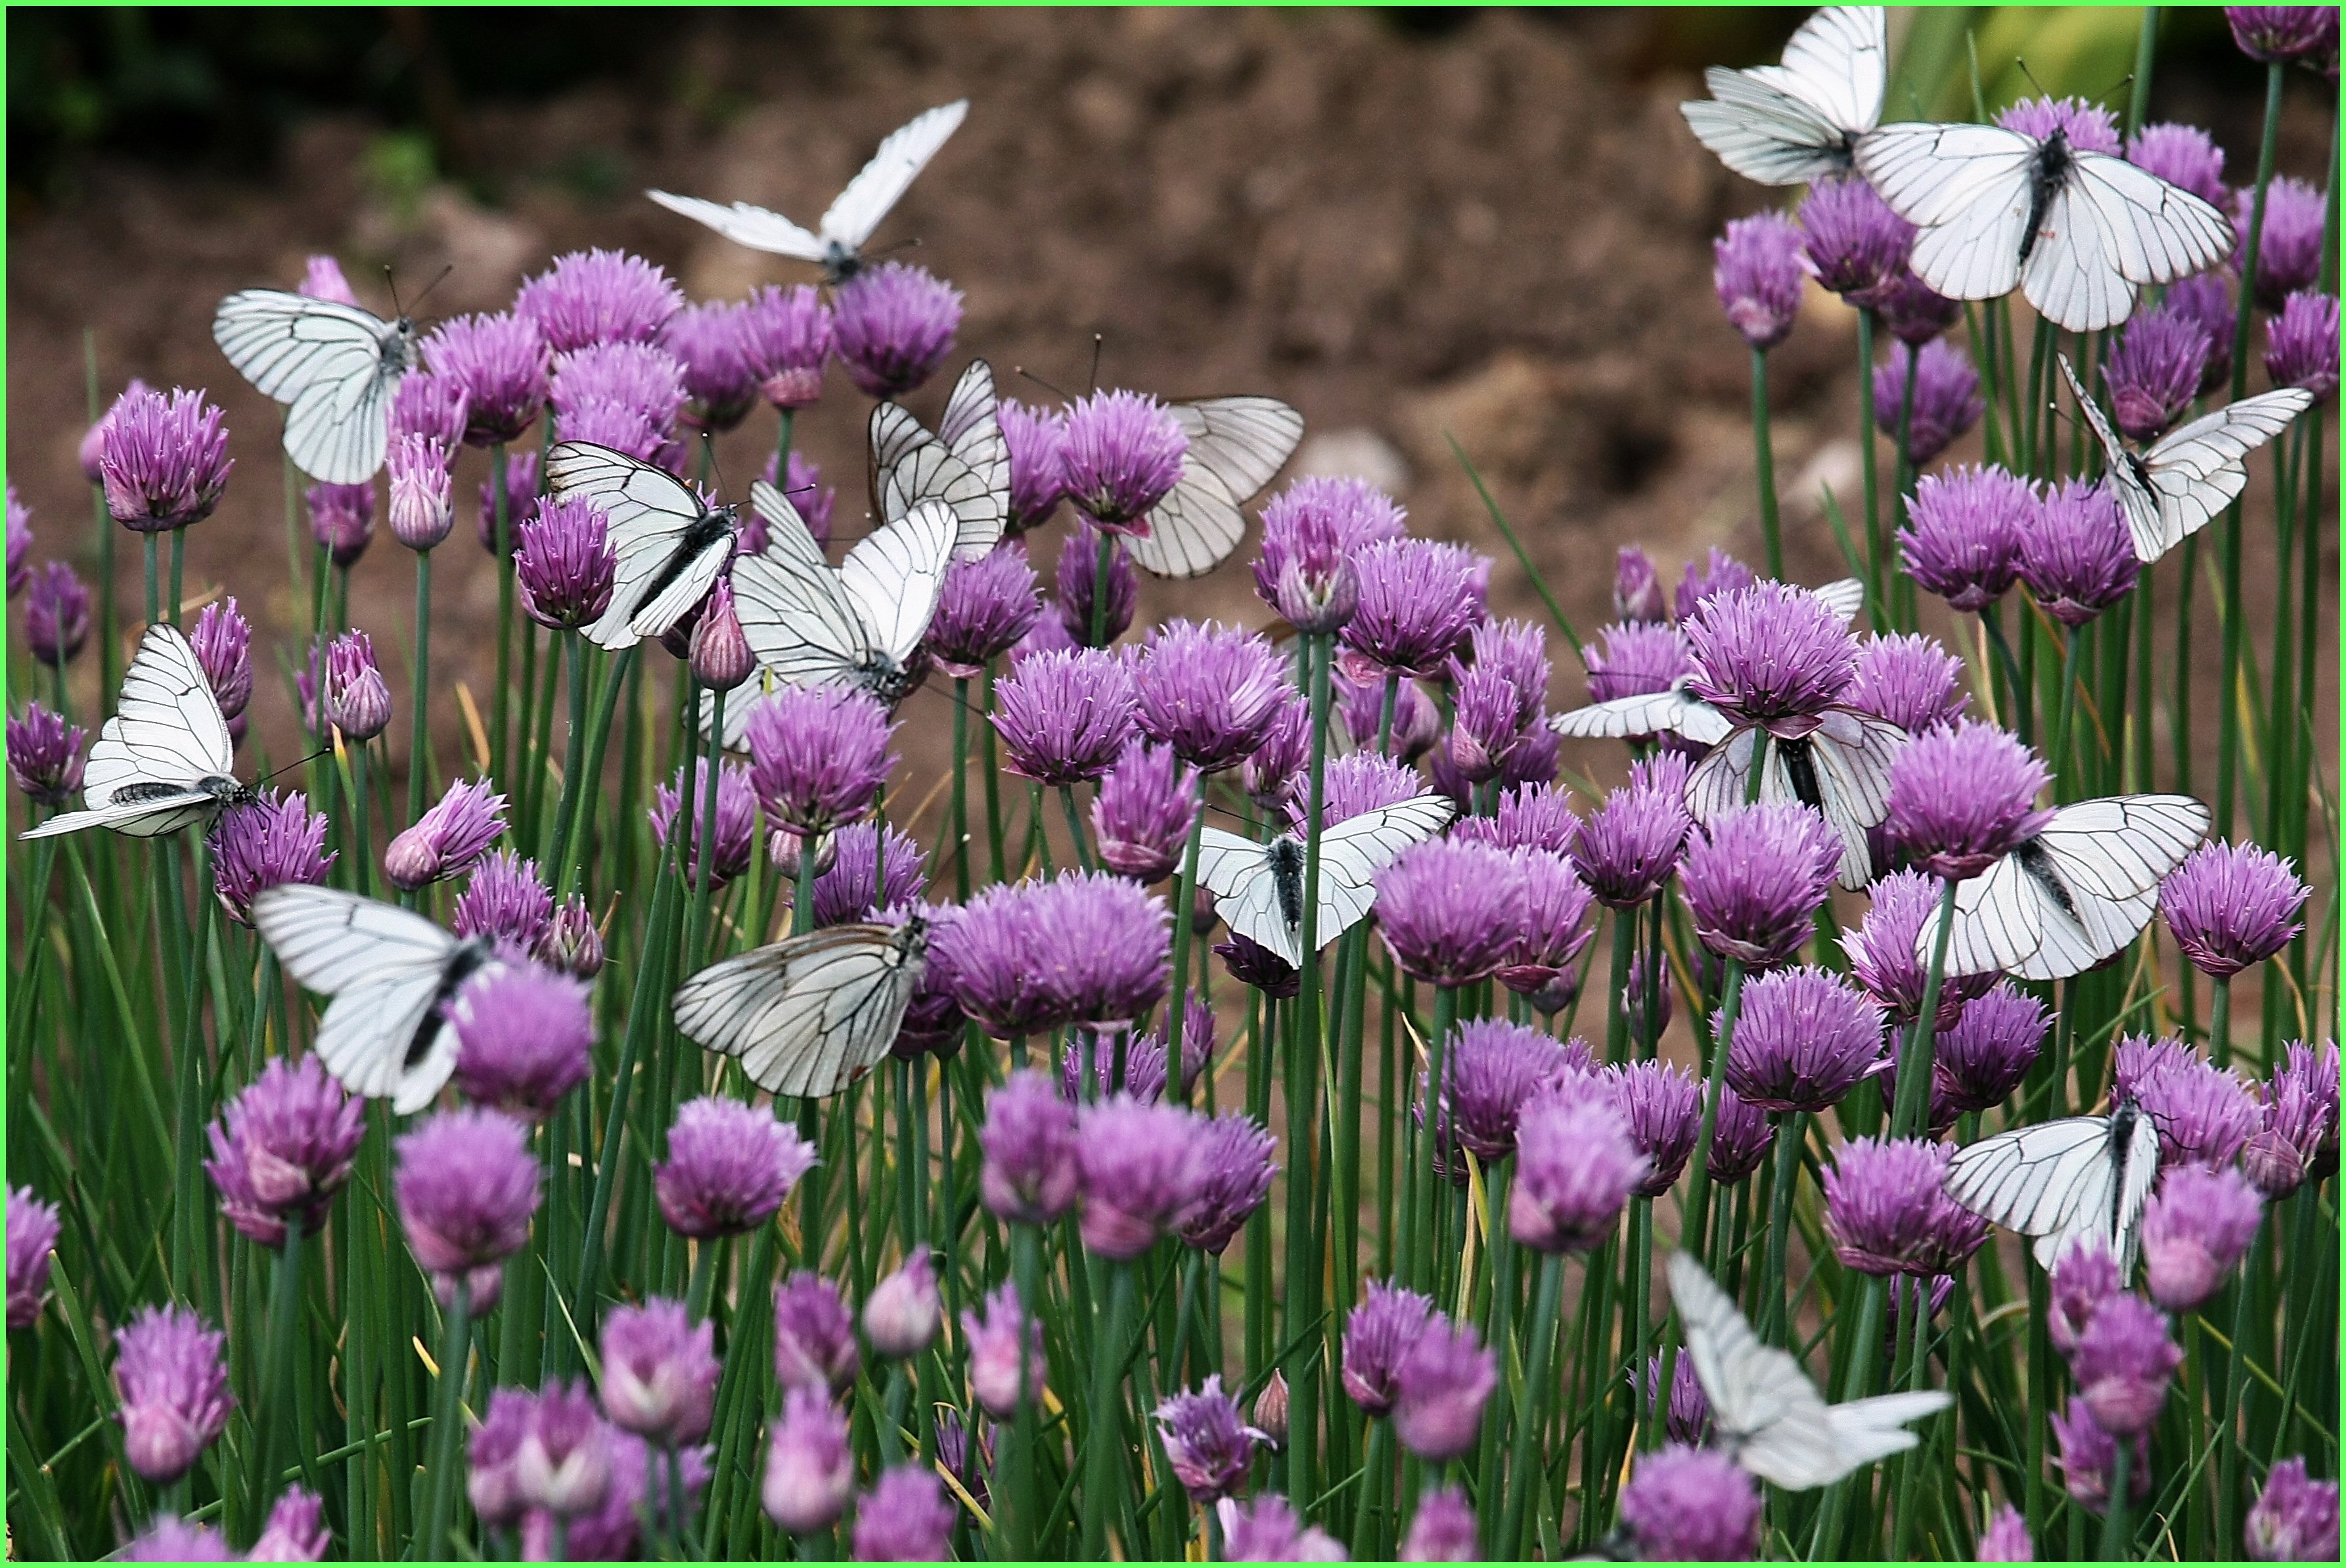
[
  {"left": 1761, "top": 1111, "right": 1805, "bottom": 1345},
  {"left": 418, "top": 1276, "right": 472, "bottom": 1561},
  {"left": 409, "top": 550, "right": 433, "bottom": 830},
  {"left": 1751, "top": 346, "right": 1783, "bottom": 579},
  {"left": 1857, "top": 309, "right": 1885, "bottom": 607},
  {"left": 1089, "top": 529, "right": 1116, "bottom": 648},
  {"left": 248, "top": 1224, "right": 307, "bottom": 1527},
  {"left": 489, "top": 443, "right": 514, "bottom": 785},
  {"left": 2101, "top": 1435, "right": 2132, "bottom": 1561},
  {"left": 1164, "top": 787, "right": 1209, "bottom": 1101},
  {"left": 553, "top": 646, "right": 633, "bottom": 904},
  {"left": 1081, "top": 1261, "right": 1138, "bottom": 1558},
  {"left": 1889, "top": 880, "right": 1960, "bottom": 1140},
  {"left": 1058, "top": 782, "right": 1094, "bottom": 872},
  {"left": 951, "top": 678, "right": 974, "bottom": 902},
  {"left": 1497, "top": 1253, "right": 1564, "bottom": 1557},
  {"left": 2209, "top": 975, "right": 2233, "bottom": 1076},
  {"left": 2124, "top": 10, "right": 2157, "bottom": 141}
]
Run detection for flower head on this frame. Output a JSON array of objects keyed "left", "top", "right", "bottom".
[
  {"left": 476, "top": 449, "right": 541, "bottom": 550},
  {"left": 517, "top": 248, "right": 683, "bottom": 353},
  {"left": 833, "top": 262, "right": 960, "bottom": 398},
  {"left": 1729, "top": 966, "right": 1885, "bottom": 1113},
  {"left": 22, "top": 562, "right": 90, "bottom": 666},
  {"left": 248, "top": 1487, "right": 330, "bottom": 1562},
  {"left": 424, "top": 313, "right": 550, "bottom": 445},
  {"left": 2246, "top": 1039, "right": 2339, "bottom": 1197},
  {"left": 656, "top": 1097, "right": 818, "bottom": 1239},
  {"left": 991, "top": 646, "right": 1135, "bottom": 785},
  {"left": 1935, "top": 981, "right": 2050, "bottom": 1114},
  {"left": 1343, "top": 1279, "right": 1435, "bottom": 1416},
  {"left": 1376, "top": 839, "right": 1530, "bottom": 988},
  {"left": 662, "top": 298, "right": 765, "bottom": 432},
  {"left": 306, "top": 481, "right": 374, "bottom": 568},
  {"left": 1715, "top": 212, "right": 1807, "bottom": 349},
  {"left": 1075, "top": 1094, "right": 1206, "bottom": 1259},
  {"left": 741, "top": 284, "right": 835, "bottom": 409},
  {"left": 450, "top": 962, "right": 593, "bottom": 1121},
  {"left": 7, "top": 703, "right": 85, "bottom": 809},
  {"left": 390, "top": 372, "right": 471, "bottom": 455},
  {"left": 7, "top": 1186, "right": 63, "bottom": 1328},
  {"left": 2265, "top": 290, "right": 2341, "bottom": 399},
  {"left": 317, "top": 629, "right": 392, "bottom": 742},
  {"left": 5, "top": 488, "right": 30, "bottom": 599},
  {"left": 514, "top": 495, "right": 618, "bottom": 631},
  {"left": 1888, "top": 720, "right": 2051, "bottom": 880},
  {"left": 1620, "top": 1445, "right": 1762, "bottom": 1561},
  {"left": 1401, "top": 1485, "right": 1480, "bottom": 1562},
  {"left": 394, "top": 1108, "right": 540, "bottom": 1276},
  {"left": 2049, "top": 1240, "right": 2125, "bottom": 1356},
  {"left": 600, "top": 1298, "right": 718, "bottom": 1445},
  {"left": 1155, "top": 1376, "right": 1267, "bottom": 1502},
  {"left": 1341, "top": 539, "right": 1489, "bottom": 679},
  {"left": 2136, "top": 1057, "right": 2262, "bottom": 1171},
  {"left": 1680, "top": 801, "right": 1841, "bottom": 966},
  {"left": 1801, "top": 175, "right": 1914, "bottom": 300},
  {"left": 1613, "top": 545, "right": 1667, "bottom": 621},
  {"left": 1707, "top": 1085, "right": 1776, "bottom": 1184},
  {"left": 1875, "top": 339, "right": 1983, "bottom": 464},
  {"left": 2070, "top": 1291, "right": 2179, "bottom": 1437},
  {"left": 1848, "top": 633, "right": 1967, "bottom": 735},
  {"left": 2142, "top": 1165, "right": 2262, "bottom": 1310},
  {"left": 1903, "top": 464, "right": 2035, "bottom": 612},
  {"left": 1848, "top": 868, "right": 1983, "bottom": 1027},
  {"left": 2128, "top": 122, "right": 2228, "bottom": 205},
  {"left": 1822, "top": 1136, "right": 1989, "bottom": 1276},
  {"left": 1644, "top": 1353, "right": 1715, "bottom": 1447},
  {"left": 2246, "top": 1457, "right": 2341, "bottom": 1561},
  {"left": 1060, "top": 390, "right": 1187, "bottom": 531},
  {"left": 1583, "top": 619, "right": 1696, "bottom": 706},
  {"left": 1219, "top": 1494, "right": 1349, "bottom": 1561},
  {"left": 1393, "top": 1316, "right": 1496, "bottom": 1462},
  {"left": 650, "top": 759, "right": 758, "bottom": 887},
  {"left": 1875, "top": 269, "right": 1966, "bottom": 345},
  {"left": 385, "top": 778, "right": 507, "bottom": 890},
  {"left": 1606, "top": 1058, "right": 1702, "bottom": 1195},
  {"left": 930, "top": 543, "right": 1041, "bottom": 675},
  {"left": 114, "top": 1305, "right": 235, "bottom": 1484},
  {"left": 1997, "top": 96, "right": 2121, "bottom": 155},
  {"left": 2162, "top": 841, "right": 2308, "bottom": 977},
  {"left": 978, "top": 1069, "right": 1081, "bottom": 1223},
  {"left": 1174, "top": 1111, "right": 1278, "bottom": 1253},
  {"left": 1338, "top": 671, "right": 1440, "bottom": 762},
  {"left": 2106, "top": 307, "right": 2213, "bottom": 441},
  {"left": 763, "top": 1387, "right": 853, "bottom": 1534},
  {"left": 1512, "top": 1090, "right": 1647, "bottom": 1253},
  {"left": 2019, "top": 480, "right": 2137, "bottom": 627},
  {"left": 1675, "top": 548, "right": 1756, "bottom": 621},
  {"left": 2238, "top": 177, "right": 2327, "bottom": 306},
  {"left": 1569, "top": 753, "right": 1695, "bottom": 907},
  {"left": 851, "top": 1466, "right": 957, "bottom": 1563},
  {"left": 772, "top": 1272, "right": 860, "bottom": 1395},
  {"left": 745, "top": 684, "right": 895, "bottom": 840},
  {"left": 204, "top": 1054, "right": 364, "bottom": 1247},
  {"left": 807, "top": 820, "right": 926, "bottom": 928},
  {"left": 1056, "top": 519, "right": 1137, "bottom": 646},
  {"left": 468, "top": 1388, "right": 534, "bottom": 1529},
  {"left": 962, "top": 1283, "right": 1049, "bottom": 1416},
  {"left": 2052, "top": 1395, "right": 2150, "bottom": 1515},
  {"left": 1496, "top": 849, "right": 1596, "bottom": 1006},
  {"left": 1134, "top": 619, "right": 1291, "bottom": 771},
  {"left": 1253, "top": 475, "right": 1402, "bottom": 631},
  {"left": 1978, "top": 1505, "right": 2035, "bottom": 1562},
  {"left": 451, "top": 847, "right": 553, "bottom": 950},
  {"left": 386, "top": 432, "right": 455, "bottom": 550},
  {"left": 99, "top": 386, "right": 233, "bottom": 532},
  {"left": 863, "top": 1254, "right": 941, "bottom": 1359},
  {"left": 1685, "top": 582, "right": 1857, "bottom": 731}
]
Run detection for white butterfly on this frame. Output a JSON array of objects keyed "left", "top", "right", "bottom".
[
  {"left": 1686, "top": 709, "right": 1908, "bottom": 891},
  {"left": 1123, "top": 398, "right": 1306, "bottom": 579},
  {"left": 870, "top": 359, "right": 1009, "bottom": 560},
  {"left": 646, "top": 101, "right": 968, "bottom": 284},
  {"left": 1667, "top": 1251, "right": 1951, "bottom": 1492},
  {"left": 2058, "top": 354, "right": 2312, "bottom": 564},
  {"left": 22, "top": 625, "right": 255, "bottom": 841},
  {"left": 672, "top": 915, "right": 930, "bottom": 1098},
  {"left": 1196, "top": 795, "right": 1456, "bottom": 968},
  {"left": 1920, "top": 794, "right": 2209, "bottom": 981},
  {"left": 545, "top": 442, "right": 742, "bottom": 651},
  {"left": 1943, "top": 1102, "right": 2159, "bottom": 1274},
  {"left": 1856, "top": 118, "right": 2234, "bottom": 332},
  {"left": 214, "top": 289, "right": 419, "bottom": 484},
  {"left": 249, "top": 884, "right": 504, "bottom": 1114},
  {"left": 1680, "top": 7, "right": 1886, "bottom": 185},
  {"left": 728, "top": 483, "right": 959, "bottom": 708}
]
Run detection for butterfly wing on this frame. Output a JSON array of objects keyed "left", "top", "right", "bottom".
[
  {"left": 2057, "top": 355, "right": 2169, "bottom": 557},
  {"left": 644, "top": 190, "right": 828, "bottom": 262},
  {"left": 1772, "top": 5, "right": 1885, "bottom": 137},
  {"left": 1858, "top": 122, "right": 2037, "bottom": 303},
  {"left": 875, "top": 394, "right": 1007, "bottom": 561},
  {"left": 215, "top": 290, "right": 409, "bottom": 483},
  {"left": 2031, "top": 795, "right": 2209, "bottom": 900},
  {"left": 27, "top": 626, "right": 237, "bottom": 840},
  {"left": 2109, "top": 1109, "right": 2161, "bottom": 1276},
  {"left": 1197, "top": 828, "right": 1299, "bottom": 967},
  {"left": 1680, "top": 5, "right": 1884, "bottom": 185},
  {"left": 2129, "top": 389, "right": 2314, "bottom": 561},
  {"left": 1930, "top": 851, "right": 2046, "bottom": 978},
  {"left": 1315, "top": 795, "right": 1458, "bottom": 949},
  {"left": 547, "top": 442, "right": 721, "bottom": 650},
  {"left": 1125, "top": 397, "right": 1303, "bottom": 579},
  {"left": 674, "top": 923, "right": 924, "bottom": 1098},
  {"left": 819, "top": 100, "right": 970, "bottom": 250},
  {"left": 840, "top": 498, "right": 957, "bottom": 666},
  {"left": 2026, "top": 154, "right": 2232, "bottom": 332},
  {"left": 1813, "top": 577, "right": 1867, "bottom": 625},
  {"left": 1944, "top": 1114, "right": 2121, "bottom": 1269},
  {"left": 1791, "top": 710, "right": 1907, "bottom": 889},
  {"left": 1550, "top": 688, "right": 1732, "bottom": 745},
  {"left": 249, "top": 884, "right": 476, "bottom": 1107},
  {"left": 1824, "top": 1392, "right": 1952, "bottom": 1470},
  {"left": 1667, "top": 1253, "right": 1848, "bottom": 1490},
  {"left": 731, "top": 548, "right": 874, "bottom": 692}
]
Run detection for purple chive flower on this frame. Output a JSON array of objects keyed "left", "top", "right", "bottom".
[
  {"left": 1615, "top": 546, "right": 1667, "bottom": 622},
  {"left": 1449, "top": 781, "right": 1577, "bottom": 856},
  {"left": 1681, "top": 801, "right": 1840, "bottom": 966},
  {"left": 1341, "top": 539, "right": 1489, "bottom": 679},
  {"left": 1090, "top": 740, "right": 1200, "bottom": 882},
  {"left": 1497, "top": 851, "right": 1597, "bottom": 1007},
  {"left": 1874, "top": 340, "right": 1983, "bottom": 464},
  {"left": 1978, "top": 1506, "right": 2035, "bottom": 1562},
  {"left": 2137, "top": 1058, "right": 2262, "bottom": 1171},
  {"left": 2227, "top": 5, "right": 2341, "bottom": 60},
  {"left": 1675, "top": 548, "right": 1755, "bottom": 622},
  {"left": 1401, "top": 1486, "right": 1480, "bottom": 1562},
  {"left": 114, "top": 1305, "right": 234, "bottom": 1485},
  {"left": 2247, "top": 1458, "right": 2341, "bottom": 1561},
  {"left": 386, "top": 434, "right": 455, "bottom": 551},
  {"left": 1934, "top": 981, "right": 2049, "bottom": 1113},
  {"left": 1057, "top": 519, "right": 1137, "bottom": 646},
  {"left": 1156, "top": 1376, "right": 1268, "bottom": 1503},
  {"left": 22, "top": 562, "right": 89, "bottom": 666},
  {"left": 1583, "top": 619, "right": 1697, "bottom": 706},
  {"left": 120, "top": 1519, "right": 233, "bottom": 1563},
  {"left": 1075, "top": 1094, "right": 1206, "bottom": 1259},
  {"left": 450, "top": 963, "right": 593, "bottom": 1121},
  {"left": 1343, "top": 1279, "right": 1435, "bottom": 1416},
  {"left": 1728, "top": 966, "right": 1885, "bottom": 1113},
  {"left": 2019, "top": 480, "right": 2137, "bottom": 627},
  {"left": 963, "top": 1283, "right": 1049, "bottom": 1416},
  {"left": 979, "top": 1069, "right": 1081, "bottom": 1223},
  {"left": 1685, "top": 582, "right": 1857, "bottom": 732},
  {"left": 517, "top": 248, "right": 683, "bottom": 353},
  {"left": 1062, "top": 1024, "right": 1169, "bottom": 1106},
  {"left": 2266, "top": 290, "right": 2341, "bottom": 397},
  {"left": 537, "top": 891, "right": 605, "bottom": 978},
  {"left": 851, "top": 1466, "right": 956, "bottom": 1563},
  {"left": 1219, "top": 1494, "right": 1349, "bottom": 1561},
  {"left": 299, "top": 253, "right": 359, "bottom": 304},
  {"left": 832, "top": 261, "right": 960, "bottom": 399},
  {"left": 2142, "top": 1165, "right": 2263, "bottom": 1310},
  {"left": 1001, "top": 399, "right": 1070, "bottom": 533},
  {"left": 248, "top": 1487, "right": 329, "bottom": 1561},
  {"left": 531, "top": 1431, "right": 707, "bottom": 1561},
  {"left": 1512, "top": 1090, "right": 1648, "bottom": 1252},
  {"left": 2050, "top": 1240, "right": 2125, "bottom": 1356},
  {"left": 1801, "top": 174, "right": 1914, "bottom": 301},
  {"left": 935, "top": 890, "right": 1057, "bottom": 1040},
  {"left": 1714, "top": 212, "right": 1807, "bottom": 350},
  {"left": 2106, "top": 307, "right": 2213, "bottom": 441},
  {"left": 2052, "top": 1396, "right": 2150, "bottom": 1515},
  {"left": 1569, "top": 753, "right": 1695, "bottom": 907},
  {"left": 1174, "top": 1112, "right": 1278, "bottom": 1253},
  {"left": 386, "top": 777, "right": 507, "bottom": 890},
  {"left": 390, "top": 371, "right": 470, "bottom": 456},
  {"left": 930, "top": 544, "right": 1041, "bottom": 675},
  {"left": 1338, "top": 671, "right": 1441, "bottom": 762},
  {"left": 5, "top": 487, "right": 30, "bottom": 600},
  {"left": 690, "top": 579, "right": 756, "bottom": 691},
  {"left": 1848, "top": 633, "right": 1967, "bottom": 735},
  {"left": 476, "top": 449, "right": 542, "bottom": 550},
  {"left": 187, "top": 598, "right": 254, "bottom": 723},
  {"left": 745, "top": 684, "right": 894, "bottom": 841},
  {"left": 1296, "top": 750, "right": 1425, "bottom": 833},
  {"left": 8, "top": 703, "right": 85, "bottom": 809},
  {"left": 1027, "top": 872, "right": 1172, "bottom": 1027},
  {"left": 742, "top": 283, "right": 835, "bottom": 409},
  {"left": 513, "top": 496, "right": 619, "bottom": 633},
  {"left": 937, "top": 1408, "right": 993, "bottom": 1515},
  {"left": 306, "top": 481, "right": 374, "bottom": 568},
  {"left": 99, "top": 386, "right": 233, "bottom": 532},
  {"left": 2162, "top": 841, "right": 2309, "bottom": 977},
  {"left": 662, "top": 298, "right": 763, "bottom": 432},
  {"left": 320, "top": 629, "right": 392, "bottom": 742},
  {"left": 1606, "top": 1058, "right": 1702, "bottom": 1195},
  {"left": 1823, "top": 1136, "right": 1989, "bottom": 1277},
  {"left": 2114, "top": 1034, "right": 2199, "bottom": 1102},
  {"left": 773, "top": 1272, "right": 860, "bottom": 1395},
  {"left": 2070, "top": 1291, "right": 2180, "bottom": 1437},
  {"left": 1620, "top": 1445, "right": 1762, "bottom": 1562},
  {"left": 1707, "top": 1085, "right": 1776, "bottom": 1183},
  {"left": 655, "top": 1096, "right": 818, "bottom": 1239},
  {"left": 1392, "top": 1316, "right": 1496, "bottom": 1463},
  {"left": 551, "top": 340, "right": 688, "bottom": 439},
  {"left": 1254, "top": 476, "right": 1401, "bottom": 632},
  {"left": 763, "top": 1387, "right": 854, "bottom": 1534},
  {"left": 1240, "top": 690, "right": 1310, "bottom": 810},
  {"left": 1887, "top": 720, "right": 2051, "bottom": 880},
  {"left": 889, "top": 960, "right": 963, "bottom": 1064},
  {"left": 1060, "top": 389, "right": 1187, "bottom": 532},
  {"left": 2169, "top": 273, "right": 2239, "bottom": 395},
  {"left": 1875, "top": 269, "right": 1966, "bottom": 346},
  {"left": 7, "top": 1187, "right": 63, "bottom": 1328},
  {"left": 1133, "top": 619, "right": 1290, "bottom": 771},
  {"left": 1997, "top": 96, "right": 2121, "bottom": 155},
  {"left": 395, "top": 1108, "right": 539, "bottom": 1282},
  {"left": 2238, "top": 177, "right": 2327, "bottom": 307},
  {"left": 1644, "top": 1353, "right": 1714, "bottom": 1447},
  {"left": 202, "top": 1055, "right": 363, "bottom": 1247},
  {"left": 650, "top": 760, "right": 759, "bottom": 886},
  {"left": 600, "top": 1299, "right": 718, "bottom": 1445},
  {"left": 424, "top": 313, "right": 551, "bottom": 446},
  {"left": 2246, "top": 1039, "right": 2339, "bottom": 1197},
  {"left": 452, "top": 848, "right": 554, "bottom": 948},
  {"left": 863, "top": 1254, "right": 941, "bottom": 1360},
  {"left": 1376, "top": 840, "right": 1531, "bottom": 989},
  {"left": 1902, "top": 463, "right": 2036, "bottom": 612},
  {"left": 807, "top": 821, "right": 926, "bottom": 928},
  {"left": 2128, "top": 123, "right": 2228, "bottom": 206},
  {"left": 469, "top": 1389, "right": 534, "bottom": 1529},
  {"left": 992, "top": 646, "right": 1135, "bottom": 784},
  {"left": 1217, "top": 931, "right": 1301, "bottom": 998}
]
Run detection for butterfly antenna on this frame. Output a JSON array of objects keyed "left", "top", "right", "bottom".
[
  {"left": 409, "top": 263, "right": 457, "bottom": 315},
  {"left": 384, "top": 265, "right": 405, "bottom": 319},
  {"left": 261, "top": 748, "right": 332, "bottom": 785},
  {"left": 1013, "top": 366, "right": 1075, "bottom": 402},
  {"left": 703, "top": 432, "right": 729, "bottom": 498},
  {"left": 2014, "top": 56, "right": 2050, "bottom": 101},
  {"left": 1088, "top": 332, "right": 1104, "bottom": 395}
]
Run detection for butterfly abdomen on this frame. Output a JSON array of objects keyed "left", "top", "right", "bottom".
[
  {"left": 114, "top": 780, "right": 198, "bottom": 805},
  {"left": 410, "top": 941, "right": 495, "bottom": 1069},
  {"left": 2020, "top": 131, "right": 2071, "bottom": 267},
  {"left": 1268, "top": 838, "right": 1306, "bottom": 933},
  {"left": 1778, "top": 736, "right": 1826, "bottom": 813},
  {"left": 641, "top": 513, "right": 738, "bottom": 609},
  {"left": 2014, "top": 838, "right": 2082, "bottom": 922}
]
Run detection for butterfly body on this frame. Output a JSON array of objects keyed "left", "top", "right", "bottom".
[
  {"left": 1267, "top": 838, "right": 1307, "bottom": 934},
  {"left": 1775, "top": 734, "right": 1825, "bottom": 816},
  {"left": 408, "top": 939, "right": 496, "bottom": 1071},
  {"left": 2018, "top": 131, "right": 2071, "bottom": 269}
]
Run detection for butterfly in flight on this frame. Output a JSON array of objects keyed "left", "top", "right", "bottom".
[
  {"left": 1195, "top": 795, "right": 1456, "bottom": 968},
  {"left": 648, "top": 101, "right": 969, "bottom": 285},
  {"left": 1667, "top": 1251, "right": 1951, "bottom": 1491},
  {"left": 2058, "top": 354, "right": 2312, "bottom": 564},
  {"left": 250, "top": 884, "right": 505, "bottom": 1114},
  {"left": 545, "top": 442, "right": 742, "bottom": 652},
  {"left": 1680, "top": 6, "right": 1886, "bottom": 185},
  {"left": 1121, "top": 397, "right": 1306, "bottom": 579},
  {"left": 1918, "top": 794, "right": 2209, "bottom": 981},
  {"left": 870, "top": 359, "right": 1010, "bottom": 560},
  {"left": 673, "top": 914, "right": 930, "bottom": 1098},
  {"left": 1943, "top": 1100, "right": 2159, "bottom": 1274},
  {"left": 22, "top": 625, "right": 256, "bottom": 841},
  {"left": 1856, "top": 113, "right": 2234, "bottom": 332},
  {"left": 214, "top": 287, "right": 420, "bottom": 483}
]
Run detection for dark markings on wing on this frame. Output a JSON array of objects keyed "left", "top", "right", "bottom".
[
  {"left": 640, "top": 511, "right": 736, "bottom": 608},
  {"left": 1777, "top": 734, "right": 1825, "bottom": 813},
  {"left": 2020, "top": 133, "right": 2070, "bottom": 269},
  {"left": 410, "top": 941, "right": 493, "bottom": 1069},
  {"left": 2106, "top": 1102, "right": 2139, "bottom": 1242},
  {"left": 1268, "top": 838, "right": 1305, "bottom": 934},
  {"left": 2014, "top": 838, "right": 2081, "bottom": 923}
]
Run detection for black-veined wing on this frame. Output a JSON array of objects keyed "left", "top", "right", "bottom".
[
  {"left": 1123, "top": 397, "right": 1304, "bottom": 579},
  {"left": 673, "top": 917, "right": 929, "bottom": 1098},
  {"left": 214, "top": 288, "right": 415, "bottom": 483}
]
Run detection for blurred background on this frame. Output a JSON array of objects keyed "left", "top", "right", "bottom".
[{"left": 5, "top": 7, "right": 2335, "bottom": 805}]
